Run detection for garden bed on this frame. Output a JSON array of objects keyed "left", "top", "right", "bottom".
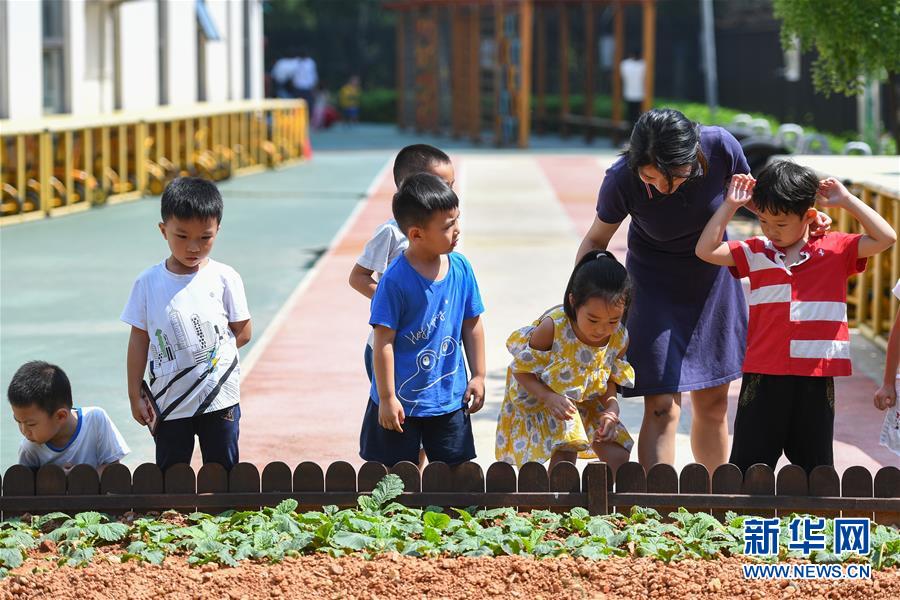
[{"left": 1, "top": 475, "right": 897, "bottom": 599}]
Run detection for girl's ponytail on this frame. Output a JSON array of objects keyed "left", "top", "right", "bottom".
[{"left": 563, "top": 251, "right": 632, "bottom": 321}]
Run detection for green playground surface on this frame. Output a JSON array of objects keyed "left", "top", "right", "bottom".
[{"left": 0, "top": 151, "right": 391, "bottom": 469}]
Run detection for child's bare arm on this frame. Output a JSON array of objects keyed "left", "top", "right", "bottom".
[
  {"left": 461, "top": 315, "right": 486, "bottom": 413},
  {"left": 696, "top": 175, "right": 754, "bottom": 266},
  {"left": 373, "top": 325, "right": 404, "bottom": 432},
  {"left": 126, "top": 326, "right": 151, "bottom": 425},
  {"left": 349, "top": 263, "right": 378, "bottom": 299},
  {"left": 817, "top": 178, "right": 896, "bottom": 258},
  {"left": 875, "top": 309, "right": 900, "bottom": 410},
  {"left": 512, "top": 318, "right": 577, "bottom": 420},
  {"left": 229, "top": 319, "right": 252, "bottom": 348}
]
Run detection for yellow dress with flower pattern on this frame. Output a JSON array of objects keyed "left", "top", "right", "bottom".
[{"left": 495, "top": 305, "right": 635, "bottom": 466}]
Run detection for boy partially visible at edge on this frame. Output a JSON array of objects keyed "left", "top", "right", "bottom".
[{"left": 10, "top": 360, "right": 129, "bottom": 475}]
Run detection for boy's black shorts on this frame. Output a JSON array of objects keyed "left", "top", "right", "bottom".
[
  {"left": 359, "top": 398, "right": 476, "bottom": 466},
  {"left": 729, "top": 373, "right": 834, "bottom": 474}
]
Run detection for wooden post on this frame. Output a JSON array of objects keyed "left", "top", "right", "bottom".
[
  {"left": 612, "top": 1, "right": 624, "bottom": 133},
  {"left": 118, "top": 125, "right": 128, "bottom": 191},
  {"left": 493, "top": 1, "right": 503, "bottom": 145},
  {"left": 82, "top": 128, "right": 93, "bottom": 203},
  {"left": 559, "top": 4, "right": 570, "bottom": 138},
  {"left": 535, "top": 5, "right": 546, "bottom": 135},
  {"left": 641, "top": 0, "right": 656, "bottom": 113},
  {"left": 16, "top": 136, "right": 26, "bottom": 207},
  {"left": 584, "top": 462, "right": 609, "bottom": 515},
  {"left": 584, "top": 1, "right": 595, "bottom": 144},
  {"left": 469, "top": 5, "right": 481, "bottom": 142},
  {"left": 396, "top": 11, "right": 406, "bottom": 130},
  {"left": 518, "top": 0, "right": 533, "bottom": 148},
  {"left": 39, "top": 131, "right": 52, "bottom": 213},
  {"left": 136, "top": 121, "right": 148, "bottom": 193},
  {"left": 450, "top": 4, "right": 461, "bottom": 138},
  {"left": 64, "top": 131, "right": 74, "bottom": 205}
]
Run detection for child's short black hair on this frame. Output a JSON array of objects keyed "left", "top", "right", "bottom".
[
  {"left": 752, "top": 160, "right": 819, "bottom": 216},
  {"left": 393, "top": 144, "right": 451, "bottom": 187},
  {"left": 160, "top": 177, "right": 224, "bottom": 223},
  {"left": 392, "top": 172, "right": 458, "bottom": 234},
  {"left": 7, "top": 361, "right": 72, "bottom": 415},
  {"left": 564, "top": 251, "right": 632, "bottom": 322}
]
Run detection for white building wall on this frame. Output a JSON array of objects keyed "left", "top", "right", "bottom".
[
  {"left": 2, "top": 0, "right": 263, "bottom": 121},
  {"left": 165, "top": 0, "right": 198, "bottom": 106},
  {"left": 204, "top": 0, "right": 229, "bottom": 103},
  {"left": 5, "top": 0, "right": 42, "bottom": 119},
  {"left": 227, "top": 0, "right": 244, "bottom": 100},
  {"left": 248, "top": 0, "right": 264, "bottom": 100},
  {"left": 118, "top": 0, "right": 159, "bottom": 110},
  {"left": 68, "top": 0, "right": 115, "bottom": 115}
]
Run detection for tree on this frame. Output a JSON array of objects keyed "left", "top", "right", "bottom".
[{"left": 772, "top": 0, "right": 900, "bottom": 149}]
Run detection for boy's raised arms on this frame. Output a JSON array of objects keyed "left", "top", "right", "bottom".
[
  {"left": 816, "top": 177, "right": 896, "bottom": 258},
  {"left": 695, "top": 174, "right": 755, "bottom": 267}
]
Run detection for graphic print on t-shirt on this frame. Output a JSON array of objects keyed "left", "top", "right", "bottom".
[
  {"left": 397, "top": 335, "right": 460, "bottom": 413},
  {"left": 150, "top": 308, "right": 224, "bottom": 375}
]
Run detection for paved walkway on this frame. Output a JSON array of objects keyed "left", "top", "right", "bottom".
[
  {"left": 1, "top": 125, "right": 895, "bottom": 475},
  {"left": 238, "top": 149, "right": 897, "bottom": 475}
]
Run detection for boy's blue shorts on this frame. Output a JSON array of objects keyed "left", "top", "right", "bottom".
[{"left": 359, "top": 398, "right": 475, "bottom": 466}]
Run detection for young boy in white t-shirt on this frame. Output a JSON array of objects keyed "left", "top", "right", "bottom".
[
  {"left": 121, "top": 177, "right": 252, "bottom": 472},
  {"left": 9, "top": 361, "right": 129, "bottom": 474}
]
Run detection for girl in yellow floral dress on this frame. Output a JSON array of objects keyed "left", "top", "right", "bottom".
[{"left": 495, "top": 251, "right": 635, "bottom": 473}]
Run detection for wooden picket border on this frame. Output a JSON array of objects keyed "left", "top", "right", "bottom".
[{"left": 1, "top": 461, "right": 898, "bottom": 523}]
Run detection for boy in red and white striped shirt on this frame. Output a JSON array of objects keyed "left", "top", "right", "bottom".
[{"left": 696, "top": 161, "right": 896, "bottom": 473}]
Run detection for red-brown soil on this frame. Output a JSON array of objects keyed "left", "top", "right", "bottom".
[{"left": 1, "top": 550, "right": 896, "bottom": 600}]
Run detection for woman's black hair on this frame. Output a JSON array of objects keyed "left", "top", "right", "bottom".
[
  {"left": 626, "top": 108, "right": 708, "bottom": 190},
  {"left": 563, "top": 251, "right": 632, "bottom": 322}
]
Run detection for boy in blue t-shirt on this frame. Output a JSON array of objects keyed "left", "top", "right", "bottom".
[{"left": 361, "top": 172, "right": 486, "bottom": 466}]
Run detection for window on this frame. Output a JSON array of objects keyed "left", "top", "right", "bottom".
[{"left": 42, "top": 0, "right": 67, "bottom": 114}]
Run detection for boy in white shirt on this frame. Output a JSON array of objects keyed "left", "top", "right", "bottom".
[
  {"left": 121, "top": 177, "right": 252, "bottom": 472},
  {"left": 9, "top": 361, "right": 129, "bottom": 474}
]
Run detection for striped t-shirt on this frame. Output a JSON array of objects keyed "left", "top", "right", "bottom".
[{"left": 727, "top": 233, "right": 866, "bottom": 377}]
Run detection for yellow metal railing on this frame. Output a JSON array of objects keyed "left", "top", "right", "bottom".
[
  {"left": 828, "top": 182, "right": 900, "bottom": 348},
  {"left": 0, "top": 100, "right": 309, "bottom": 224}
]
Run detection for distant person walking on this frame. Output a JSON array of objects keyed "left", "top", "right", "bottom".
[
  {"left": 270, "top": 55, "right": 299, "bottom": 99},
  {"left": 620, "top": 49, "right": 646, "bottom": 131},
  {"left": 292, "top": 50, "right": 319, "bottom": 109}
]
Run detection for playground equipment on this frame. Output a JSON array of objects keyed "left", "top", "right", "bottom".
[
  {"left": 1, "top": 100, "right": 309, "bottom": 225},
  {"left": 387, "top": 0, "right": 657, "bottom": 147}
]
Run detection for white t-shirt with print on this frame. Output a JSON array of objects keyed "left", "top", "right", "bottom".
[
  {"left": 120, "top": 259, "right": 250, "bottom": 421},
  {"left": 18, "top": 407, "right": 130, "bottom": 468},
  {"left": 357, "top": 219, "right": 408, "bottom": 348}
]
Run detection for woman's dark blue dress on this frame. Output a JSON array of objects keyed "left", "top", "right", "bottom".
[{"left": 596, "top": 126, "right": 749, "bottom": 397}]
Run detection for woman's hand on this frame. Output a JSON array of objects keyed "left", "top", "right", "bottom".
[{"left": 545, "top": 393, "right": 577, "bottom": 421}]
